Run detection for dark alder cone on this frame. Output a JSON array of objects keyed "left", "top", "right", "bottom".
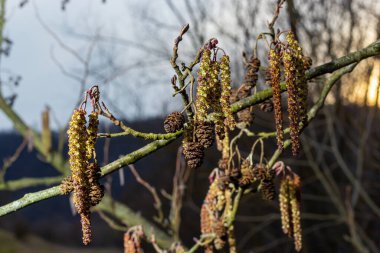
[
  {"left": 242, "top": 56, "right": 260, "bottom": 89},
  {"left": 237, "top": 108, "right": 254, "bottom": 125},
  {"left": 268, "top": 47, "right": 284, "bottom": 150},
  {"left": 164, "top": 111, "right": 185, "bottom": 133},
  {"left": 218, "top": 157, "right": 229, "bottom": 171},
  {"left": 265, "top": 69, "right": 272, "bottom": 86},
  {"left": 235, "top": 56, "right": 261, "bottom": 126},
  {"left": 195, "top": 121, "right": 215, "bottom": 148},
  {"left": 229, "top": 88, "right": 238, "bottom": 104},
  {"left": 252, "top": 163, "right": 266, "bottom": 180},
  {"left": 259, "top": 99, "right": 274, "bottom": 112},
  {"left": 87, "top": 163, "right": 104, "bottom": 206},
  {"left": 303, "top": 56, "right": 312, "bottom": 70},
  {"left": 261, "top": 179, "right": 276, "bottom": 200},
  {"left": 239, "top": 159, "right": 255, "bottom": 187},
  {"left": 182, "top": 141, "right": 204, "bottom": 169},
  {"left": 230, "top": 166, "right": 240, "bottom": 179}
]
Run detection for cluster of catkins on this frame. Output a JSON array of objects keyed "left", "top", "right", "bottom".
[
  {"left": 63, "top": 109, "right": 104, "bottom": 245},
  {"left": 180, "top": 48, "right": 235, "bottom": 170},
  {"left": 200, "top": 173, "right": 231, "bottom": 252},
  {"left": 268, "top": 32, "right": 312, "bottom": 156},
  {"left": 279, "top": 172, "right": 302, "bottom": 251}
]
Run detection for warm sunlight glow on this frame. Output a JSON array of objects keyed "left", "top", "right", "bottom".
[{"left": 367, "top": 62, "right": 380, "bottom": 107}]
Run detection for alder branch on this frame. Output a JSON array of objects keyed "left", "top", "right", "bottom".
[
  {"left": 266, "top": 63, "right": 358, "bottom": 168},
  {"left": 96, "top": 194, "right": 174, "bottom": 248},
  {"left": 0, "top": 95, "right": 67, "bottom": 173},
  {"left": 231, "top": 40, "right": 380, "bottom": 113},
  {"left": 0, "top": 40, "right": 379, "bottom": 221},
  {"left": 0, "top": 176, "right": 63, "bottom": 191}
]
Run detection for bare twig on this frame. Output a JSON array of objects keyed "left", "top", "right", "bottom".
[{"left": 129, "top": 164, "right": 164, "bottom": 224}]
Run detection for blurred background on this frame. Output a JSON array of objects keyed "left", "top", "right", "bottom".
[{"left": 0, "top": 0, "right": 380, "bottom": 252}]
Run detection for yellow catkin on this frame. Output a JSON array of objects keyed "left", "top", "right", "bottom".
[
  {"left": 290, "top": 175, "right": 302, "bottom": 252},
  {"left": 41, "top": 108, "right": 51, "bottom": 154},
  {"left": 268, "top": 48, "right": 283, "bottom": 150},
  {"left": 283, "top": 47, "right": 300, "bottom": 156},
  {"left": 195, "top": 49, "right": 212, "bottom": 123},
  {"left": 279, "top": 176, "right": 291, "bottom": 236},
  {"left": 220, "top": 55, "right": 236, "bottom": 130},
  {"left": 86, "top": 111, "right": 99, "bottom": 160},
  {"left": 67, "top": 109, "right": 92, "bottom": 245},
  {"left": 286, "top": 32, "right": 310, "bottom": 155},
  {"left": 228, "top": 226, "right": 237, "bottom": 253},
  {"left": 201, "top": 177, "right": 228, "bottom": 251}
]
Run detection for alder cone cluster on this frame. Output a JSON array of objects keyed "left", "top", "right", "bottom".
[
  {"left": 164, "top": 112, "right": 185, "bottom": 133},
  {"left": 261, "top": 179, "right": 276, "bottom": 200},
  {"left": 182, "top": 141, "right": 204, "bottom": 169},
  {"left": 195, "top": 121, "right": 215, "bottom": 148},
  {"left": 259, "top": 99, "right": 274, "bottom": 112}
]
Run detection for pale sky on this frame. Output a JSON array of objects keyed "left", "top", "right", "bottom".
[{"left": 0, "top": 0, "right": 183, "bottom": 130}]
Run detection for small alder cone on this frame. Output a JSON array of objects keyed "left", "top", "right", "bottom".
[
  {"left": 67, "top": 109, "right": 92, "bottom": 245},
  {"left": 252, "top": 163, "right": 266, "bottom": 180},
  {"left": 164, "top": 111, "right": 185, "bottom": 133},
  {"left": 260, "top": 165, "right": 276, "bottom": 200},
  {"left": 87, "top": 163, "right": 104, "bottom": 206},
  {"left": 237, "top": 108, "right": 254, "bottom": 126},
  {"left": 238, "top": 159, "right": 255, "bottom": 187},
  {"left": 261, "top": 178, "right": 276, "bottom": 200},
  {"left": 242, "top": 56, "right": 260, "bottom": 88},
  {"left": 195, "top": 121, "right": 215, "bottom": 148},
  {"left": 268, "top": 47, "right": 283, "bottom": 150},
  {"left": 182, "top": 141, "right": 204, "bottom": 169},
  {"left": 259, "top": 99, "right": 274, "bottom": 112},
  {"left": 195, "top": 49, "right": 212, "bottom": 123},
  {"left": 220, "top": 55, "right": 236, "bottom": 130},
  {"left": 236, "top": 56, "right": 261, "bottom": 125}
]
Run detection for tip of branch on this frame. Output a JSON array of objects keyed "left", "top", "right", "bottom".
[{"left": 181, "top": 24, "right": 190, "bottom": 35}]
